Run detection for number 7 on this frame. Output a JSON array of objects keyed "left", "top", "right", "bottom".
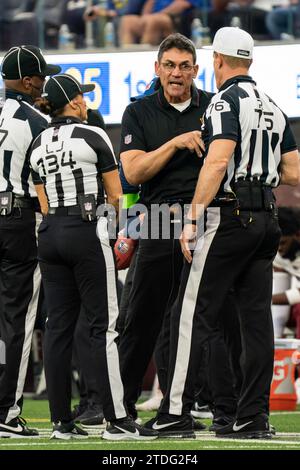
[
  {"left": 255, "top": 108, "right": 262, "bottom": 128},
  {"left": 0, "top": 129, "right": 8, "bottom": 146}
]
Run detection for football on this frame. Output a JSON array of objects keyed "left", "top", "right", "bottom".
[{"left": 114, "top": 235, "right": 138, "bottom": 270}]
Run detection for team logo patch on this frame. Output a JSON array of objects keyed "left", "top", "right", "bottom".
[
  {"left": 117, "top": 240, "right": 129, "bottom": 254},
  {"left": 237, "top": 49, "right": 250, "bottom": 57},
  {"left": 124, "top": 134, "right": 132, "bottom": 145}
]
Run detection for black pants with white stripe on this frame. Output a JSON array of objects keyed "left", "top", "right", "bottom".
[
  {"left": 154, "top": 283, "right": 240, "bottom": 417},
  {"left": 160, "top": 206, "right": 281, "bottom": 419},
  {"left": 38, "top": 215, "right": 127, "bottom": 423},
  {"left": 0, "top": 208, "right": 40, "bottom": 423},
  {"left": 119, "top": 226, "right": 239, "bottom": 417},
  {"left": 73, "top": 308, "right": 103, "bottom": 407}
]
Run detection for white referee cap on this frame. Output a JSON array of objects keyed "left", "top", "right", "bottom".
[{"left": 212, "top": 27, "right": 254, "bottom": 59}]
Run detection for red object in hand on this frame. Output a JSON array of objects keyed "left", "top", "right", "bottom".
[{"left": 114, "top": 235, "right": 138, "bottom": 270}]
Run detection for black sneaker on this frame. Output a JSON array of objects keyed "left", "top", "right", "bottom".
[
  {"left": 144, "top": 414, "right": 195, "bottom": 439},
  {"left": 0, "top": 416, "right": 39, "bottom": 438},
  {"left": 51, "top": 421, "right": 89, "bottom": 440},
  {"left": 72, "top": 403, "right": 87, "bottom": 421},
  {"left": 102, "top": 417, "right": 158, "bottom": 441},
  {"left": 126, "top": 402, "right": 138, "bottom": 421},
  {"left": 208, "top": 415, "right": 234, "bottom": 432},
  {"left": 193, "top": 418, "right": 206, "bottom": 431},
  {"left": 191, "top": 403, "right": 213, "bottom": 419},
  {"left": 80, "top": 413, "right": 105, "bottom": 427},
  {"left": 78, "top": 404, "right": 105, "bottom": 427},
  {"left": 216, "top": 414, "right": 273, "bottom": 439}
]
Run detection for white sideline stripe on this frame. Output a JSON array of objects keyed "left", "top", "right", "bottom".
[
  {"left": 35, "top": 427, "right": 102, "bottom": 436},
  {"left": 33, "top": 428, "right": 300, "bottom": 437},
  {"left": 202, "top": 446, "right": 300, "bottom": 449},
  {"left": 169, "top": 208, "right": 221, "bottom": 415},
  {"left": 0, "top": 437, "right": 300, "bottom": 447},
  {"left": 271, "top": 411, "right": 300, "bottom": 415},
  {"left": 35, "top": 432, "right": 101, "bottom": 435},
  {"left": 199, "top": 438, "right": 300, "bottom": 445},
  {"left": 199, "top": 432, "right": 300, "bottom": 437}
]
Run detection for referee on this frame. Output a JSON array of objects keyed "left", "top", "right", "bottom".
[
  {"left": 29, "top": 74, "right": 157, "bottom": 441},
  {"left": 146, "top": 27, "right": 300, "bottom": 439},
  {"left": 0, "top": 45, "right": 60, "bottom": 438}
]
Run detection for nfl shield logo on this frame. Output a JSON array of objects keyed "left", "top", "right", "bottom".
[
  {"left": 124, "top": 134, "right": 132, "bottom": 145},
  {"left": 84, "top": 202, "right": 92, "bottom": 211},
  {"left": 1, "top": 197, "right": 8, "bottom": 205},
  {"left": 118, "top": 240, "right": 129, "bottom": 254}
]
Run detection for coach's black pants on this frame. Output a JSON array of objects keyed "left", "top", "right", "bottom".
[
  {"left": 119, "top": 236, "right": 182, "bottom": 413},
  {"left": 0, "top": 208, "right": 40, "bottom": 423},
  {"left": 38, "top": 215, "right": 126, "bottom": 423},
  {"left": 160, "top": 207, "right": 280, "bottom": 419}
]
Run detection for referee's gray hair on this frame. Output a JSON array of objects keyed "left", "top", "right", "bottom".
[{"left": 157, "top": 33, "right": 197, "bottom": 64}]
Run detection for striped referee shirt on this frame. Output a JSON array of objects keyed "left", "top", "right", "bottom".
[
  {"left": 0, "top": 90, "right": 49, "bottom": 197},
  {"left": 203, "top": 75, "right": 297, "bottom": 192},
  {"left": 29, "top": 116, "right": 118, "bottom": 207}
]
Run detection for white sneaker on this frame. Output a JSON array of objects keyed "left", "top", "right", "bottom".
[
  {"left": 136, "top": 393, "right": 163, "bottom": 411},
  {"left": 50, "top": 422, "right": 88, "bottom": 440},
  {"left": 191, "top": 403, "right": 213, "bottom": 419}
]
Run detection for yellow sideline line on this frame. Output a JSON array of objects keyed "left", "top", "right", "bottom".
[{"left": 26, "top": 419, "right": 49, "bottom": 423}]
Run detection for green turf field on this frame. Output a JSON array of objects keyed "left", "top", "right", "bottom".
[{"left": 0, "top": 400, "right": 299, "bottom": 450}]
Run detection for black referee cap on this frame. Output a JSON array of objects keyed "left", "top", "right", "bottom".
[
  {"left": 42, "top": 74, "right": 95, "bottom": 110},
  {"left": 1, "top": 45, "right": 61, "bottom": 79}
]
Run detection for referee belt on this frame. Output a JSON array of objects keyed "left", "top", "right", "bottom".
[
  {"left": 13, "top": 196, "right": 37, "bottom": 209},
  {"left": 48, "top": 206, "right": 81, "bottom": 216},
  {"left": 209, "top": 197, "right": 237, "bottom": 207},
  {"left": 233, "top": 180, "right": 275, "bottom": 211}
]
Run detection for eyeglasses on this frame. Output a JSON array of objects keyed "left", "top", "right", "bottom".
[{"left": 160, "top": 62, "right": 194, "bottom": 73}]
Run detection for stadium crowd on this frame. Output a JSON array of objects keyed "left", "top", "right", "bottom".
[{"left": 1, "top": 0, "right": 300, "bottom": 51}]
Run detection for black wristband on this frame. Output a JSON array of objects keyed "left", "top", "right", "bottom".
[{"left": 185, "top": 219, "right": 197, "bottom": 225}]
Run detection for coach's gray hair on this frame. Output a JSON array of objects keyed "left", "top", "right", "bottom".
[{"left": 157, "top": 33, "right": 197, "bottom": 64}]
